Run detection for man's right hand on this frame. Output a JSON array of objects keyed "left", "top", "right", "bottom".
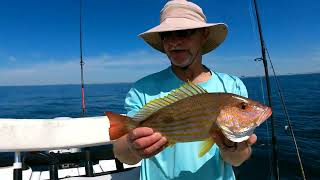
[
  {"left": 113, "top": 127, "right": 167, "bottom": 164},
  {"left": 127, "top": 127, "right": 167, "bottom": 158}
]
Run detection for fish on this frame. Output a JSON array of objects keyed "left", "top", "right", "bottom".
[{"left": 106, "top": 82, "right": 272, "bottom": 157}]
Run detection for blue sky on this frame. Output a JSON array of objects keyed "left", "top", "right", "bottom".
[{"left": 0, "top": 0, "right": 319, "bottom": 85}]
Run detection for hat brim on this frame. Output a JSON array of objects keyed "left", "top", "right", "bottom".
[{"left": 139, "top": 18, "right": 228, "bottom": 54}]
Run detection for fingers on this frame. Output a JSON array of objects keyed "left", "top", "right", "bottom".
[
  {"left": 131, "top": 132, "right": 162, "bottom": 149},
  {"left": 235, "top": 134, "right": 257, "bottom": 151},
  {"left": 128, "top": 127, "right": 154, "bottom": 141},
  {"left": 136, "top": 136, "right": 167, "bottom": 158},
  {"left": 246, "top": 134, "right": 257, "bottom": 146},
  {"left": 127, "top": 127, "right": 167, "bottom": 158},
  {"left": 212, "top": 131, "right": 257, "bottom": 152}
]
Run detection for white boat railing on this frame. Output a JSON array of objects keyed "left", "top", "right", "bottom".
[{"left": 0, "top": 116, "right": 140, "bottom": 180}]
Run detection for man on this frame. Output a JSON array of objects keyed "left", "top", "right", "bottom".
[{"left": 113, "top": 0, "right": 257, "bottom": 179}]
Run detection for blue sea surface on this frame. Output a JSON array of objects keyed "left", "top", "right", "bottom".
[{"left": 0, "top": 73, "right": 319, "bottom": 179}]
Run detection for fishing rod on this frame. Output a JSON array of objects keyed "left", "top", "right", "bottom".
[
  {"left": 252, "top": 1, "right": 307, "bottom": 179},
  {"left": 79, "top": 0, "right": 95, "bottom": 177},
  {"left": 80, "top": 0, "right": 86, "bottom": 116},
  {"left": 252, "top": 0, "right": 279, "bottom": 179},
  {"left": 266, "top": 49, "right": 307, "bottom": 180},
  {"left": 78, "top": 0, "right": 125, "bottom": 174}
]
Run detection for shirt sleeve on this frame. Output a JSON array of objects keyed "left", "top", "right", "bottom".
[
  {"left": 234, "top": 77, "right": 248, "bottom": 98},
  {"left": 124, "top": 87, "right": 144, "bottom": 118}
]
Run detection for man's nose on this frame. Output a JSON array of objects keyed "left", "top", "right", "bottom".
[{"left": 166, "top": 35, "right": 184, "bottom": 46}]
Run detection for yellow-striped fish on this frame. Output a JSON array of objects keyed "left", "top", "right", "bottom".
[{"left": 107, "top": 82, "right": 272, "bottom": 157}]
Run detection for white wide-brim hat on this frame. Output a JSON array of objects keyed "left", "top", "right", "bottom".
[{"left": 139, "top": 0, "right": 228, "bottom": 55}]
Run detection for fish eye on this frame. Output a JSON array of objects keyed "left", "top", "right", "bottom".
[{"left": 240, "top": 103, "right": 247, "bottom": 110}]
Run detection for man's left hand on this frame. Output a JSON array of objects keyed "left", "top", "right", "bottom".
[{"left": 211, "top": 131, "right": 257, "bottom": 167}]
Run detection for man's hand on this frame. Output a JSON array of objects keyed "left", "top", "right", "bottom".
[
  {"left": 212, "top": 130, "right": 257, "bottom": 167},
  {"left": 127, "top": 127, "right": 168, "bottom": 158},
  {"left": 113, "top": 127, "right": 167, "bottom": 165}
]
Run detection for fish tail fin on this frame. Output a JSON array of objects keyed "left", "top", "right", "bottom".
[
  {"left": 105, "top": 112, "right": 136, "bottom": 140},
  {"left": 198, "top": 138, "right": 215, "bottom": 157}
]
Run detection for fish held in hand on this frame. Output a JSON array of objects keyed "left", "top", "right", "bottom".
[{"left": 107, "top": 82, "right": 272, "bottom": 157}]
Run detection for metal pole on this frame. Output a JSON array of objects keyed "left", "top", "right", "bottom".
[
  {"left": 252, "top": 0, "right": 279, "bottom": 179},
  {"left": 13, "top": 152, "right": 22, "bottom": 180}
]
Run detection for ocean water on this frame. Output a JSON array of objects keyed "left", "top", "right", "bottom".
[
  {"left": 0, "top": 73, "right": 319, "bottom": 179},
  {"left": 235, "top": 73, "right": 320, "bottom": 180}
]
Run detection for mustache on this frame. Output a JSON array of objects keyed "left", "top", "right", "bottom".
[{"left": 169, "top": 47, "right": 186, "bottom": 51}]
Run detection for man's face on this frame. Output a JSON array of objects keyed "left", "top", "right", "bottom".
[{"left": 161, "top": 28, "right": 207, "bottom": 68}]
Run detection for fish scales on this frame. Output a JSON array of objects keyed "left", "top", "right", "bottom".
[{"left": 140, "top": 94, "right": 227, "bottom": 143}]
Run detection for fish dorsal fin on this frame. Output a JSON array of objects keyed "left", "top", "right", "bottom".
[{"left": 133, "top": 81, "right": 208, "bottom": 121}]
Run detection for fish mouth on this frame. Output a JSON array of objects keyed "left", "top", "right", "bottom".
[{"left": 256, "top": 107, "right": 272, "bottom": 125}]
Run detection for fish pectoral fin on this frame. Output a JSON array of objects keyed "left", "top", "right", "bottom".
[{"left": 198, "top": 138, "right": 215, "bottom": 157}]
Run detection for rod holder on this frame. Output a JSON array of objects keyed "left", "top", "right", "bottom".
[{"left": 13, "top": 152, "right": 22, "bottom": 180}]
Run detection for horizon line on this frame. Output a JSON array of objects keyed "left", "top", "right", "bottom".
[{"left": 1, "top": 72, "right": 319, "bottom": 87}]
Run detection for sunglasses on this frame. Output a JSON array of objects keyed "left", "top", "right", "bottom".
[{"left": 159, "top": 29, "right": 198, "bottom": 40}]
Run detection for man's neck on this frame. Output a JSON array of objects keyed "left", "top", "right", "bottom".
[{"left": 171, "top": 63, "right": 211, "bottom": 84}]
